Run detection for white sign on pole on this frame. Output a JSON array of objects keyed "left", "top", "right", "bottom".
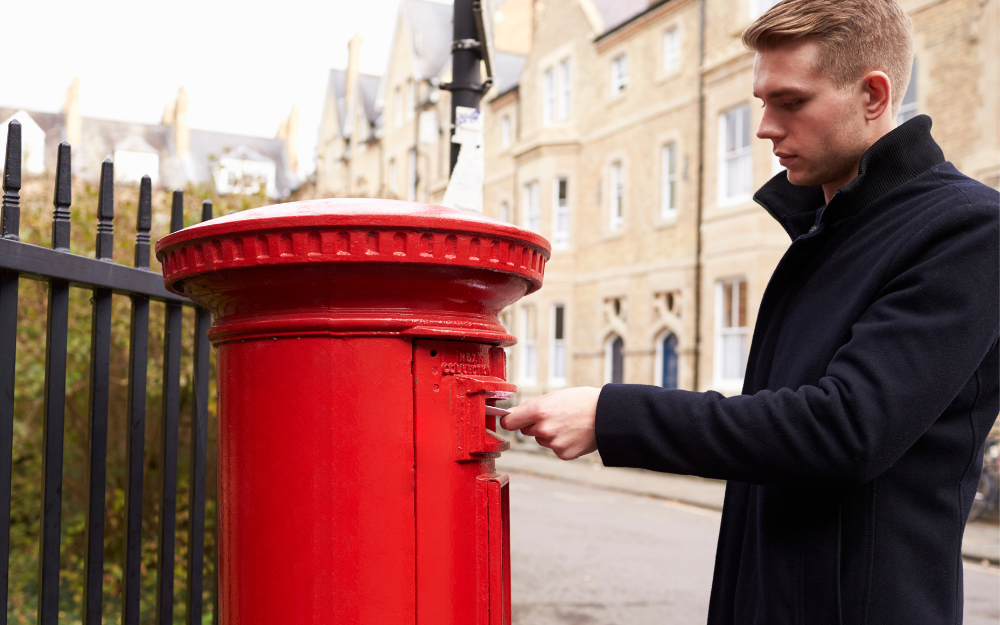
[{"left": 442, "top": 106, "right": 484, "bottom": 213}]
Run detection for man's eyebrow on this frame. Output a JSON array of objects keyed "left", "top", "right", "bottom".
[{"left": 753, "top": 87, "right": 810, "bottom": 99}]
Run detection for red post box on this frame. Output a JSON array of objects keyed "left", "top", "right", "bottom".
[{"left": 155, "top": 199, "right": 549, "bottom": 625}]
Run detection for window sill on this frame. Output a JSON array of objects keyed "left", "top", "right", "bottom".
[{"left": 656, "top": 212, "right": 679, "bottom": 228}]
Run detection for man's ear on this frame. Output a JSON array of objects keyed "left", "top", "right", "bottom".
[{"left": 861, "top": 71, "right": 892, "bottom": 122}]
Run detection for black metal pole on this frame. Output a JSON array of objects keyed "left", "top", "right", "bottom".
[{"left": 448, "top": 0, "right": 483, "bottom": 176}]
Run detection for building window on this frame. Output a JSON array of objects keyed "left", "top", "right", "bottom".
[
  {"left": 389, "top": 158, "right": 398, "bottom": 196},
  {"left": 719, "top": 104, "right": 752, "bottom": 202},
  {"left": 551, "top": 304, "right": 566, "bottom": 383},
  {"left": 606, "top": 335, "right": 624, "bottom": 384},
  {"left": 610, "top": 54, "right": 628, "bottom": 97},
  {"left": 523, "top": 181, "right": 540, "bottom": 232},
  {"left": 663, "top": 27, "right": 681, "bottom": 75},
  {"left": 553, "top": 177, "right": 570, "bottom": 248},
  {"left": 715, "top": 278, "right": 748, "bottom": 387},
  {"left": 520, "top": 306, "right": 537, "bottom": 384},
  {"left": 611, "top": 54, "right": 628, "bottom": 98},
  {"left": 658, "top": 333, "right": 678, "bottom": 389},
  {"left": 558, "top": 58, "right": 572, "bottom": 120},
  {"left": 661, "top": 143, "right": 678, "bottom": 218},
  {"left": 394, "top": 86, "right": 403, "bottom": 128},
  {"left": 407, "top": 148, "right": 417, "bottom": 201},
  {"left": 406, "top": 79, "right": 415, "bottom": 120},
  {"left": 500, "top": 200, "right": 510, "bottom": 223},
  {"left": 897, "top": 60, "right": 918, "bottom": 125},
  {"left": 543, "top": 68, "right": 555, "bottom": 127},
  {"left": 501, "top": 115, "right": 511, "bottom": 148},
  {"left": 749, "top": 0, "right": 780, "bottom": 19},
  {"left": 609, "top": 161, "right": 624, "bottom": 230}
]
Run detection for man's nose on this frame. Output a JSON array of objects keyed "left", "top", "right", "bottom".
[{"left": 756, "top": 106, "right": 783, "bottom": 141}]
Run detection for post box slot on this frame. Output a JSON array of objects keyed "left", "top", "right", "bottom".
[{"left": 455, "top": 375, "right": 514, "bottom": 461}]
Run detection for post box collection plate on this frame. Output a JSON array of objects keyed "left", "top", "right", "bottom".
[{"left": 155, "top": 199, "right": 549, "bottom": 625}]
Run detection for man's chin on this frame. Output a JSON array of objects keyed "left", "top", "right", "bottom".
[{"left": 785, "top": 168, "right": 821, "bottom": 187}]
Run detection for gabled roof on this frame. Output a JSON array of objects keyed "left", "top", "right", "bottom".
[
  {"left": 492, "top": 50, "right": 526, "bottom": 95},
  {"left": 401, "top": 0, "right": 454, "bottom": 80},
  {"left": 358, "top": 74, "right": 382, "bottom": 124},
  {"left": 591, "top": 0, "right": 649, "bottom": 34},
  {"left": 326, "top": 69, "right": 382, "bottom": 138},
  {"left": 0, "top": 106, "right": 298, "bottom": 197}
]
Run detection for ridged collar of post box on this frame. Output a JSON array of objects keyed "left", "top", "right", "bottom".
[{"left": 154, "top": 199, "right": 551, "bottom": 346}]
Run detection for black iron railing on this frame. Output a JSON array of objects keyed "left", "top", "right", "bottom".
[{"left": 0, "top": 119, "right": 215, "bottom": 624}]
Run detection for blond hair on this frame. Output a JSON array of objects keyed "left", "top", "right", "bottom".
[{"left": 743, "top": 0, "right": 914, "bottom": 115}]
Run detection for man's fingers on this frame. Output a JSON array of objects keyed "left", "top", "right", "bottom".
[{"left": 500, "top": 402, "right": 539, "bottom": 431}]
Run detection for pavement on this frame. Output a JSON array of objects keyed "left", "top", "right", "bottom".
[{"left": 496, "top": 443, "right": 1000, "bottom": 566}]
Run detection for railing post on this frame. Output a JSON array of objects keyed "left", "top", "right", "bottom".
[
  {"left": 0, "top": 119, "right": 22, "bottom": 625},
  {"left": 156, "top": 189, "right": 185, "bottom": 625},
  {"left": 82, "top": 158, "right": 115, "bottom": 625},
  {"left": 122, "top": 175, "right": 152, "bottom": 625},
  {"left": 186, "top": 200, "right": 212, "bottom": 625},
  {"left": 38, "top": 141, "right": 72, "bottom": 625}
]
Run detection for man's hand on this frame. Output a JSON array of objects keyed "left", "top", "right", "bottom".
[{"left": 499, "top": 387, "right": 602, "bottom": 460}]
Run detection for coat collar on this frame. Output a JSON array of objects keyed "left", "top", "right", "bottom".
[{"left": 753, "top": 115, "right": 946, "bottom": 240}]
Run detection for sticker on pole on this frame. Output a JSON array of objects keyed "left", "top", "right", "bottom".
[{"left": 442, "top": 106, "right": 484, "bottom": 213}]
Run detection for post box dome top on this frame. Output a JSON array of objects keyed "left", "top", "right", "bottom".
[{"left": 155, "top": 198, "right": 551, "bottom": 297}]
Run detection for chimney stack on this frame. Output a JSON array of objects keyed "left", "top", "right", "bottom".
[
  {"left": 344, "top": 34, "right": 363, "bottom": 136},
  {"left": 173, "top": 86, "right": 190, "bottom": 158},
  {"left": 277, "top": 105, "right": 300, "bottom": 174},
  {"left": 62, "top": 78, "right": 81, "bottom": 147}
]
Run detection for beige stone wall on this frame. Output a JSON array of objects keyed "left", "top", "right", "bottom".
[{"left": 317, "top": 0, "right": 998, "bottom": 400}]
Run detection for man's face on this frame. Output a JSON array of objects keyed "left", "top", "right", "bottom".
[{"left": 753, "top": 40, "right": 869, "bottom": 188}]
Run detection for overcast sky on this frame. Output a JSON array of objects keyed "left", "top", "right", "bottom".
[{"left": 1, "top": 0, "right": 450, "bottom": 176}]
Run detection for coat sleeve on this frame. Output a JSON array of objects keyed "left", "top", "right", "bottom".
[{"left": 595, "top": 204, "right": 1000, "bottom": 488}]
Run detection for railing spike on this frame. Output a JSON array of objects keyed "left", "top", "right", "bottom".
[
  {"left": 171, "top": 189, "right": 184, "bottom": 234},
  {"left": 201, "top": 199, "right": 213, "bottom": 223},
  {"left": 2, "top": 120, "right": 21, "bottom": 241},
  {"left": 95, "top": 158, "right": 114, "bottom": 261},
  {"left": 135, "top": 176, "right": 152, "bottom": 269},
  {"left": 52, "top": 142, "right": 72, "bottom": 252}
]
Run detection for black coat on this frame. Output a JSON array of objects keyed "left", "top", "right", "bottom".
[{"left": 595, "top": 116, "right": 999, "bottom": 625}]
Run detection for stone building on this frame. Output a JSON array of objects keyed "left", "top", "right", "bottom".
[
  {"left": 316, "top": 0, "right": 999, "bottom": 403},
  {"left": 1, "top": 80, "right": 300, "bottom": 198}
]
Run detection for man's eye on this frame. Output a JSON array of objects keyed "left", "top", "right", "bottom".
[{"left": 782, "top": 100, "right": 802, "bottom": 108}]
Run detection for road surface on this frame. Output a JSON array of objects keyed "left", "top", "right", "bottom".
[{"left": 508, "top": 472, "right": 1000, "bottom": 624}]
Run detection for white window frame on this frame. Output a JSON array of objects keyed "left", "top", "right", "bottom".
[
  {"left": 523, "top": 181, "right": 540, "bottom": 233},
  {"left": 519, "top": 306, "right": 537, "bottom": 384},
  {"left": 609, "top": 161, "right": 624, "bottom": 230},
  {"left": 389, "top": 158, "right": 398, "bottom": 196},
  {"left": 661, "top": 143, "right": 678, "bottom": 219},
  {"left": 610, "top": 54, "right": 628, "bottom": 97},
  {"left": 558, "top": 58, "right": 572, "bottom": 120},
  {"left": 662, "top": 27, "right": 681, "bottom": 76},
  {"left": 550, "top": 304, "right": 567, "bottom": 385},
  {"left": 552, "top": 177, "right": 570, "bottom": 249},
  {"left": 604, "top": 334, "right": 624, "bottom": 385},
  {"left": 714, "top": 278, "right": 749, "bottom": 389},
  {"left": 394, "top": 86, "right": 403, "bottom": 128},
  {"left": 718, "top": 104, "right": 753, "bottom": 205},
  {"left": 501, "top": 115, "right": 511, "bottom": 148},
  {"left": 406, "top": 79, "right": 415, "bottom": 120},
  {"left": 542, "top": 68, "right": 555, "bottom": 127},
  {"left": 407, "top": 148, "right": 417, "bottom": 201}
]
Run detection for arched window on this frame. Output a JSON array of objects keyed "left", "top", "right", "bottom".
[
  {"left": 606, "top": 335, "right": 624, "bottom": 384},
  {"left": 661, "top": 333, "right": 678, "bottom": 389}
]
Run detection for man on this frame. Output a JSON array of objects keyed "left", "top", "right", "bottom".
[{"left": 500, "top": 0, "right": 999, "bottom": 622}]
